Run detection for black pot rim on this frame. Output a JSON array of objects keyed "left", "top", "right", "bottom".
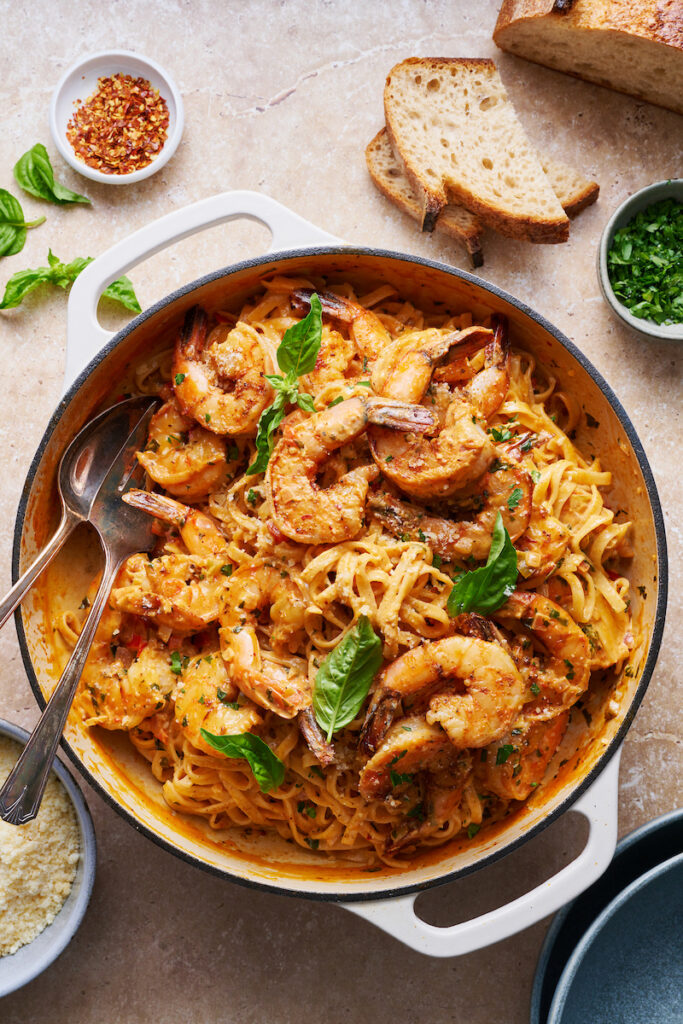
[{"left": 12, "top": 244, "right": 669, "bottom": 904}]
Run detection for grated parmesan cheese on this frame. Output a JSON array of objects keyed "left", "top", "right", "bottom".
[{"left": 0, "top": 735, "right": 80, "bottom": 956}]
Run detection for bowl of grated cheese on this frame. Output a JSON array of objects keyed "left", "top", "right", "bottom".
[{"left": 0, "top": 719, "right": 96, "bottom": 998}]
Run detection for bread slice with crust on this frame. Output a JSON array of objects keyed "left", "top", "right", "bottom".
[
  {"left": 384, "top": 57, "right": 570, "bottom": 242},
  {"left": 365, "top": 129, "right": 484, "bottom": 266},
  {"left": 494, "top": 0, "right": 683, "bottom": 116},
  {"left": 365, "top": 128, "right": 599, "bottom": 265}
]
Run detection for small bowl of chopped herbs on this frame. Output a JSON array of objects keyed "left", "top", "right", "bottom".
[{"left": 598, "top": 180, "right": 683, "bottom": 342}]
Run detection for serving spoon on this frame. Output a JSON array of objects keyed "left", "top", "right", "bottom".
[
  {"left": 0, "top": 396, "right": 159, "bottom": 632},
  {"left": 0, "top": 399, "right": 159, "bottom": 825}
]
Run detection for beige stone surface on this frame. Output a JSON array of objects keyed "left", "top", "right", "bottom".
[{"left": 0, "top": 1, "right": 680, "bottom": 1020}]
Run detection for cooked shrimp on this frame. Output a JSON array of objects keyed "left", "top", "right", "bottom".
[
  {"left": 368, "top": 318, "right": 510, "bottom": 498},
  {"left": 173, "top": 305, "right": 271, "bottom": 435},
  {"left": 360, "top": 635, "right": 524, "bottom": 754},
  {"left": 371, "top": 324, "right": 492, "bottom": 398},
  {"left": 219, "top": 564, "right": 310, "bottom": 718},
  {"left": 474, "top": 712, "right": 569, "bottom": 801},
  {"left": 74, "top": 603, "right": 175, "bottom": 730},
  {"left": 368, "top": 461, "right": 532, "bottom": 561},
  {"left": 385, "top": 751, "right": 476, "bottom": 852},
  {"left": 123, "top": 490, "right": 228, "bottom": 556},
  {"left": 291, "top": 288, "right": 391, "bottom": 364},
  {"left": 300, "top": 326, "right": 357, "bottom": 396},
  {"left": 358, "top": 716, "right": 454, "bottom": 799},
  {"left": 174, "top": 652, "right": 263, "bottom": 755},
  {"left": 266, "top": 396, "right": 436, "bottom": 544},
  {"left": 494, "top": 591, "right": 590, "bottom": 720},
  {"left": 110, "top": 552, "right": 227, "bottom": 635},
  {"left": 136, "top": 397, "right": 230, "bottom": 502}
]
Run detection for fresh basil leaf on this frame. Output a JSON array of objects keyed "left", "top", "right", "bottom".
[
  {"left": 0, "top": 188, "right": 45, "bottom": 259},
  {"left": 199, "top": 729, "right": 285, "bottom": 792},
  {"left": 447, "top": 512, "right": 518, "bottom": 616},
  {"left": 14, "top": 144, "right": 91, "bottom": 205},
  {"left": 276, "top": 293, "right": 322, "bottom": 377},
  {"left": 0, "top": 266, "right": 52, "bottom": 308},
  {"left": 296, "top": 391, "right": 316, "bottom": 412},
  {"left": 102, "top": 274, "right": 142, "bottom": 313},
  {"left": 0, "top": 250, "right": 141, "bottom": 312},
  {"left": 313, "top": 615, "right": 383, "bottom": 741},
  {"left": 246, "top": 394, "right": 287, "bottom": 475}
]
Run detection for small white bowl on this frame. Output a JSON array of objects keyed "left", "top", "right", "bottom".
[
  {"left": 50, "top": 49, "right": 184, "bottom": 185},
  {"left": 0, "top": 719, "right": 96, "bottom": 998},
  {"left": 597, "top": 179, "right": 683, "bottom": 342}
]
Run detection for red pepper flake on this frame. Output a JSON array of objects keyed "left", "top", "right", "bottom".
[{"left": 66, "top": 73, "right": 170, "bottom": 175}]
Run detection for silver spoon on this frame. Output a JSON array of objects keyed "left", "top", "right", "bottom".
[
  {"left": 0, "top": 400, "right": 159, "bottom": 825},
  {"left": 0, "top": 396, "right": 159, "bottom": 632}
]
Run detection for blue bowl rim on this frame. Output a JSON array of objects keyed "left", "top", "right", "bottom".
[
  {"left": 547, "top": 849, "right": 683, "bottom": 1023},
  {"left": 10, "top": 244, "right": 669, "bottom": 903},
  {"left": 0, "top": 718, "right": 96, "bottom": 998}
]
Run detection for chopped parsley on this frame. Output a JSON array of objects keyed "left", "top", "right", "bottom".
[
  {"left": 489, "top": 426, "right": 512, "bottom": 442},
  {"left": 174, "top": 372, "right": 185, "bottom": 385},
  {"left": 466, "top": 823, "right": 480, "bottom": 839},
  {"left": 606, "top": 197, "right": 683, "bottom": 326},
  {"left": 170, "top": 650, "right": 183, "bottom": 675},
  {"left": 507, "top": 486, "right": 523, "bottom": 511},
  {"left": 495, "top": 744, "right": 515, "bottom": 765},
  {"left": 246, "top": 489, "right": 258, "bottom": 505},
  {"left": 220, "top": 563, "right": 233, "bottom": 576}
]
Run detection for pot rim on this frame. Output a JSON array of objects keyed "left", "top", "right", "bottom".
[{"left": 12, "top": 245, "right": 669, "bottom": 902}]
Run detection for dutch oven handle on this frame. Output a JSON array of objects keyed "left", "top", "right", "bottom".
[
  {"left": 343, "top": 750, "right": 621, "bottom": 957},
  {"left": 64, "top": 190, "right": 342, "bottom": 392}
]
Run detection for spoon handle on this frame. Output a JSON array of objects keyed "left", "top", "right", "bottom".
[
  {"left": 0, "top": 510, "right": 77, "bottom": 632},
  {"left": 0, "top": 550, "right": 119, "bottom": 825}
]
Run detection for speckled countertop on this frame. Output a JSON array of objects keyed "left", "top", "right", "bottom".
[{"left": 0, "top": 2, "right": 680, "bottom": 1021}]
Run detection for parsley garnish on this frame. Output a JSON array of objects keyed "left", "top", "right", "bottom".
[
  {"left": 170, "top": 651, "right": 183, "bottom": 675},
  {"left": 607, "top": 197, "right": 683, "bottom": 326},
  {"left": 507, "top": 486, "right": 523, "bottom": 511}
]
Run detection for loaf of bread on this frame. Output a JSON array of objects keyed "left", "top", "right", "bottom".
[
  {"left": 494, "top": 0, "right": 683, "bottom": 116},
  {"left": 384, "top": 57, "right": 570, "bottom": 243}
]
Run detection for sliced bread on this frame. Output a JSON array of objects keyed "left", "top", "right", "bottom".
[
  {"left": 384, "top": 57, "right": 570, "bottom": 242},
  {"left": 494, "top": 0, "right": 683, "bottom": 116},
  {"left": 365, "top": 128, "right": 599, "bottom": 265},
  {"left": 365, "top": 129, "right": 484, "bottom": 266}
]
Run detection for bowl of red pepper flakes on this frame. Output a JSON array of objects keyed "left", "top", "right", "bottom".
[{"left": 50, "top": 50, "right": 184, "bottom": 184}]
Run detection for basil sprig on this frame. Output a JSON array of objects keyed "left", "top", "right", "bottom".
[
  {"left": 0, "top": 249, "right": 141, "bottom": 311},
  {"left": 246, "top": 293, "right": 322, "bottom": 474},
  {"left": 313, "top": 615, "right": 383, "bottom": 741},
  {"left": 447, "top": 512, "right": 518, "bottom": 616},
  {"left": 14, "top": 144, "right": 91, "bottom": 206},
  {"left": 0, "top": 189, "right": 45, "bottom": 259},
  {"left": 199, "top": 729, "right": 285, "bottom": 792}
]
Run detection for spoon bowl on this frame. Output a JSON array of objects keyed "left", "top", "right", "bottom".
[{"left": 0, "top": 396, "right": 158, "bottom": 632}]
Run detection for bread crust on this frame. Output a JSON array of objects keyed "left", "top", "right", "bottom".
[
  {"left": 384, "top": 57, "right": 570, "bottom": 243},
  {"left": 494, "top": 0, "right": 683, "bottom": 115}
]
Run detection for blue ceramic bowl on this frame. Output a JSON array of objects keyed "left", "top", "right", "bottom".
[
  {"left": 531, "top": 808, "right": 683, "bottom": 1023},
  {"left": 547, "top": 851, "right": 683, "bottom": 1023},
  {"left": 0, "top": 719, "right": 96, "bottom": 998}
]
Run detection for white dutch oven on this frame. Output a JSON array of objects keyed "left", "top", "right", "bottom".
[{"left": 13, "top": 192, "right": 667, "bottom": 957}]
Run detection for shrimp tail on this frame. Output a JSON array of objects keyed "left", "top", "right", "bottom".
[
  {"left": 358, "top": 689, "right": 402, "bottom": 757},
  {"left": 365, "top": 398, "right": 436, "bottom": 434},
  {"left": 179, "top": 305, "right": 208, "bottom": 358},
  {"left": 291, "top": 288, "right": 356, "bottom": 323},
  {"left": 298, "top": 708, "right": 337, "bottom": 767}
]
